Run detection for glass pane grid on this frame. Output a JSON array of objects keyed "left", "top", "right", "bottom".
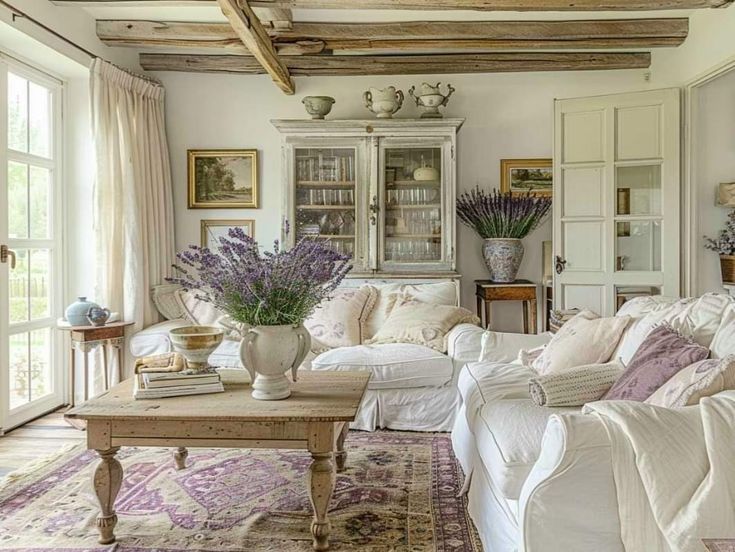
[
  {"left": 384, "top": 147, "right": 442, "bottom": 263},
  {"left": 294, "top": 147, "right": 356, "bottom": 257},
  {"left": 7, "top": 72, "right": 53, "bottom": 159}
]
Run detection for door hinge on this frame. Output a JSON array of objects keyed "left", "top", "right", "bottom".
[{"left": 451, "top": 145, "right": 455, "bottom": 160}]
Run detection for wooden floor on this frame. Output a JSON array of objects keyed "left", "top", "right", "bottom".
[{"left": 0, "top": 410, "right": 85, "bottom": 478}]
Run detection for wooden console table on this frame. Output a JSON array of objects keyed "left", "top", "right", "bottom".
[
  {"left": 65, "top": 371, "right": 370, "bottom": 551},
  {"left": 59, "top": 321, "right": 134, "bottom": 406},
  {"left": 475, "top": 279, "right": 538, "bottom": 334}
]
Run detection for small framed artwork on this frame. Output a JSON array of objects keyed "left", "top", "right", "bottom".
[
  {"left": 188, "top": 149, "right": 258, "bottom": 209},
  {"left": 500, "top": 159, "right": 553, "bottom": 197},
  {"left": 201, "top": 219, "right": 254, "bottom": 249}
]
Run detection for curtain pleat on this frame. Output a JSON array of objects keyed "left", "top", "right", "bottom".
[{"left": 90, "top": 59, "right": 175, "bottom": 344}]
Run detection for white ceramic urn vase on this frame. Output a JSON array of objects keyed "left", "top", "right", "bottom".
[
  {"left": 363, "top": 86, "right": 404, "bottom": 119},
  {"left": 238, "top": 324, "right": 311, "bottom": 400}
]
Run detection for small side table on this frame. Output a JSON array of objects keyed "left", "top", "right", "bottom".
[
  {"left": 58, "top": 321, "right": 134, "bottom": 406},
  {"left": 475, "top": 280, "right": 538, "bottom": 334}
]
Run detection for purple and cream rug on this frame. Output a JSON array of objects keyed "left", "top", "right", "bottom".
[{"left": 0, "top": 431, "right": 481, "bottom": 551}]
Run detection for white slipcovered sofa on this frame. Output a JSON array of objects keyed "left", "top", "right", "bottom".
[
  {"left": 451, "top": 292, "right": 735, "bottom": 552},
  {"left": 130, "top": 279, "right": 482, "bottom": 432}
]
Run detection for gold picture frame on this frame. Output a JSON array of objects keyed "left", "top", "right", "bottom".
[
  {"left": 500, "top": 158, "right": 553, "bottom": 197},
  {"left": 200, "top": 219, "right": 255, "bottom": 249},
  {"left": 188, "top": 149, "right": 258, "bottom": 209}
]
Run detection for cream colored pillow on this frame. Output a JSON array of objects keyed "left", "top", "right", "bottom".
[
  {"left": 532, "top": 310, "right": 632, "bottom": 375},
  {"left": 304, "top": 285, "right": 378, "bottom": 353},
  {"left": 175, "top": 289, "right": 223, "bottom": 326},
  {"left": 645, "top": 355, "right": 735, "bottom": 408},
  {"left": 365, "top": 297, "right": 479, "bottom": 352},
  {"left": 529, "top": 361, "right": 624, "bottom": 407}
]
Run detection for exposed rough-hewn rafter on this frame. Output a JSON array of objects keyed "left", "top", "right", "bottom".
[
  {"left": 97, "top": 19, "right": 689, "bottom": 54},
  {"left": 52, "top": 0, "right": 735, "bottom": 10},
  {"left": 216, "top": 0, "right": 294, "bottom": 94},
  {"left": 140, "top": 52, "right": 651, "bottom": 75}
]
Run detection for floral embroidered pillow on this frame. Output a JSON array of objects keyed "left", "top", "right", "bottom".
[
  {"left": 645, "top": 355, "right": 735, "bottom": 408},
  {"left": 304, "top": 285, "right": 378, "bottom": 353},
  {"left": 603, "top": 324, "right": 710, "bottom": 402}
]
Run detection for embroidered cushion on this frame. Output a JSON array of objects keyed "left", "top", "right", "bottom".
[
  {"left": 304, "top": 285, "right": 378, "bottom": 352},
  {"left": 645, "top": 355, "right": 735, "bottom": 407},
  {"left": 532, "top": 311, "right": 631, "bottom": 375},
  {"left": 365, "top": 297, "right": 479, "bottom": 353},
  {"left": 603, "top": 324, "right": 710, "bottom": 402},
  {"left": 528, "top": 362, "right": 624, "bottom": 407},
  {"left": 175, "top": 289, "right": 223, "bottom": 326}
]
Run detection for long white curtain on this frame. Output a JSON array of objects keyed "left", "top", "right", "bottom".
[{"left": 90, "top": 59, "right": 175, "bottom": 333}]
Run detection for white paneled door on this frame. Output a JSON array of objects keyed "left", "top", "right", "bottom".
[
  {"left": 0, "top": 58, "right": 64, "bottom": 431},
  {"left": 553, "top": 89, "right": 680, "bottom": 316}
]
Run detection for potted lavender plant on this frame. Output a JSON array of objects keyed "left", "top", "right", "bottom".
[
  {"left": 169, "top": 228, "right": 351, "bottom": 400},
  {"left": 705, "top": 209, "right": 735, "bottom": 285},
  {"left": 457, "top": 188, "right": 552, "bottom": 283}
]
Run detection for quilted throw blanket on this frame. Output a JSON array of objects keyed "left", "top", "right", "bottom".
[{"left": 585, "top": 392, "right": 735, "bottom": 552}]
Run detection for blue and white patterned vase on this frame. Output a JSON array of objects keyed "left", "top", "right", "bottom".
[
  {"left": 65, "top": 296, "right": 100, "bottom": 326},
  {"left": 482, "top": 238, "right": 524, "bottom": 283}
]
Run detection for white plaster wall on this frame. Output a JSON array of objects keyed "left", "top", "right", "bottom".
[
  {"left": 694, "top": 67, "right": 735, "bottom": 295},
  {"left": 156, "top": 69, "right": 651, "bottom": 330}
]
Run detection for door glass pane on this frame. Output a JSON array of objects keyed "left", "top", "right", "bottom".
[
  {"left": 9, "top": 332, "right": 30, "bottom": 409},
  {"left": 30, "top": 166, "right": 50, "bottom": 238},
  {"left": 29, "top": 82, "right": 51, "bottom": 158},
  {"left": 294, "top": 147, "right": 356, "bottom": 257},
  {"left": 8, "top": 73, "right": 27, "bottom": 153},
  {"left": 616, "top": 286, "right": 661, "bottom": 312},
  {"left": 9, "top": 248, "right": 29, "bottom": 323},
  {"left": 8, "top": 161, "right": 28, "bottom": 239},
  {"left": 30, "top": 249, "right": 50, "bottom": 320},
  {"left": 30, "top": 328, "right": 52, "bottom": 401},
  {"left": 616, "top": 220, "right": 661, "bottom": 271},
  {"left": 616, "top": 165, "right": 661, "bottom": 216},
  {"left": 384, "top": 147, "right": 442, "bottom": 263}
]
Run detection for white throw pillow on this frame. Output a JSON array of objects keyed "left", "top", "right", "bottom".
[
  {"left": 174, "top": 289, "right": 223, "bottom": 326},
  {"left": 646, "top": 355, "right": 735, "bottom": 408},
  {"left": 710, "top": 305, "right": 735, "bottom": 359},
  {"left": 304, "top": 285, "right": 378, "bottom": 353},
  {"left": 532, "top": 311, "right": 631, "bottom": 375}
]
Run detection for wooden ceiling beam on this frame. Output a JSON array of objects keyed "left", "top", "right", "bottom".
[
  {"left": 216, "top": 0, "right": 295, "bottom": 94},
  {"left": 97, "top": 18, "right": 689, "bottom": 54},
  {"left": 53, "top": 0, "right": 735, "bottom": 10},
  {"left": 139, "top": 51, "right": 651, "bottom": 75}
]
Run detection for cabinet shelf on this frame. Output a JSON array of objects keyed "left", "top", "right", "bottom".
[
  {"left": 297, "top": 181, "right": 355, "bottom": 188},
  {"left": 388, "top": 180, "right": 440, "bottom": 187},
  {"left": 386, "top": 234, "right": 442, "bottom": 239},
  {"left": 296, "top": 205, "right": 355, "bottom": 210},
  {"left": 386, "top": 204, "right": 441, "bottom": 210}
]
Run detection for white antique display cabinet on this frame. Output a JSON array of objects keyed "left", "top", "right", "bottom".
[{"left": 273, "top": 119, "right": 464, "bottom": 277}]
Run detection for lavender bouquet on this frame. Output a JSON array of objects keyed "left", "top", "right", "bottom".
[
  {"left": 456, "top": 188, "right": 552, "bottom": 239},
  {"left": 168, "top": 228, "right": 352, "bottom": 327},
  {"left": 705, "top": 210, "right": 735, "bottom": 256}
]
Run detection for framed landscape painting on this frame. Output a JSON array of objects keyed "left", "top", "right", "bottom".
[
  {"left": 501, "top": 158, "right": 553, "bottom": 197},
  {"left": 188, "top": 149, "right": 258, "bottom": 208},
  {"left": 201, "top": 219, "right": 254, "bottom": 249}
]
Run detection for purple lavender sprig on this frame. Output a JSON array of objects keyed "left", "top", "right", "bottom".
[
  {"left": 456, "top": 187, "right": 551, "bottom": 240},
  {"left": 168, "top": 228, "right": 352, "bottom": 326},
  {"left": 704, "top": 209, "right": 735, "bottom": 255}
]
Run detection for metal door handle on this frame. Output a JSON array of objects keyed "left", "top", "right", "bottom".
[
  {"left": 555, "top": 255, "right": 567, "bottom": 275},
  {"left": 1, "top": 245, "right": 16, "bottom": 269}
]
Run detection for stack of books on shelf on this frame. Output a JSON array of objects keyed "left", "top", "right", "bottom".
[
  {"left": 134, "top": 370, "right": 224, "bottom": 400},
  {"left": 549, "top": 308, "right": 581, "bottom": 333}
]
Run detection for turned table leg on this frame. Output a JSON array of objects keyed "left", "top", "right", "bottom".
[
  {"left": 307, "top": 452, "right": 336, "bottom": 551},
  {"left": 93, "top": 447, "right": 123, "bottom": 544},
  {"left": 173, "top": 447, "right": 189, "bottom": 470},
  {"left": 334, "top": 423, "right": 349, "bottom": 473}
]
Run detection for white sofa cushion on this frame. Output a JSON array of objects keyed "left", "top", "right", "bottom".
[
  {"left": 304, "top": 285, "right": 378, "bottom": 352},
  {"left": 710, "top": 303, "right": 735, "bottom": 359},
  {"left": 310, "top": 343, "right": 453, "bottom": 390},
  {"left": 475, "top": 398, "right": 577, "bottom": 500},
  {"left": 365, "top": 281, "right": 458, "bottom": 339}
]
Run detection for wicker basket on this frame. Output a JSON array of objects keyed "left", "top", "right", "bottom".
[{"left": 720, "top": 255, "right": 735, "bottom": 285}]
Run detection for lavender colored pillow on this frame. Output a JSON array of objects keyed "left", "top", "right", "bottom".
[{"left": 603, "top": 324, "right": 709, "bottom": 401}]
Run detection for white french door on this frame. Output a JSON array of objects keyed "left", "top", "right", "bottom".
[
  {"left": 553, "top": 88, "right": 680, "bottom": 316},
  {"left": 0, "top": 56, "right": 64, "bottom": 431}
]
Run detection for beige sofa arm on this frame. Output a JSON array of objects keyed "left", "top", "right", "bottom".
[
  {"left": 519, "top": 413, "right": 623, "bottom": 552},
  {"left": 479, "top": 331, "right": 553, "bottom": 364},
  {"left": 446, "top": 323, "right": 484, "bottom": 365}
]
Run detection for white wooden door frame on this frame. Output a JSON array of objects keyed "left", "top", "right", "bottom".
[{"left": 682, "top": 55, "right": 735, "bottom": 297}]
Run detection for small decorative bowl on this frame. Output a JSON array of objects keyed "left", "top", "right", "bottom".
[
  {"left": 169, "top": 326, "right": 224, "bottom": 372},
  {"left": 302, "top": 96, "right": 335, "bottom": 119}
]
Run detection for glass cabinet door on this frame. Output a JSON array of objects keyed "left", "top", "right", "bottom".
[
  {"left": 381, "top": 146, "right": 444, "bottom": 269},
  {"left": 293, "top": 147, "right": 357, "bottom": 258}
]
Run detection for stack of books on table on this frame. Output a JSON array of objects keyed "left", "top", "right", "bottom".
[{"left": 134, "top": 370, "right": 224, "bottom": 400}]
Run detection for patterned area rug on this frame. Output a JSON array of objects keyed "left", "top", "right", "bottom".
[{"left": 0, "top": 431, "right": 481, "bottom": 551}]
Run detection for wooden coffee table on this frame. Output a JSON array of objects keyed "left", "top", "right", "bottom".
[{"left": 65, "top": 370, "right": 370, "bottom": 551}]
